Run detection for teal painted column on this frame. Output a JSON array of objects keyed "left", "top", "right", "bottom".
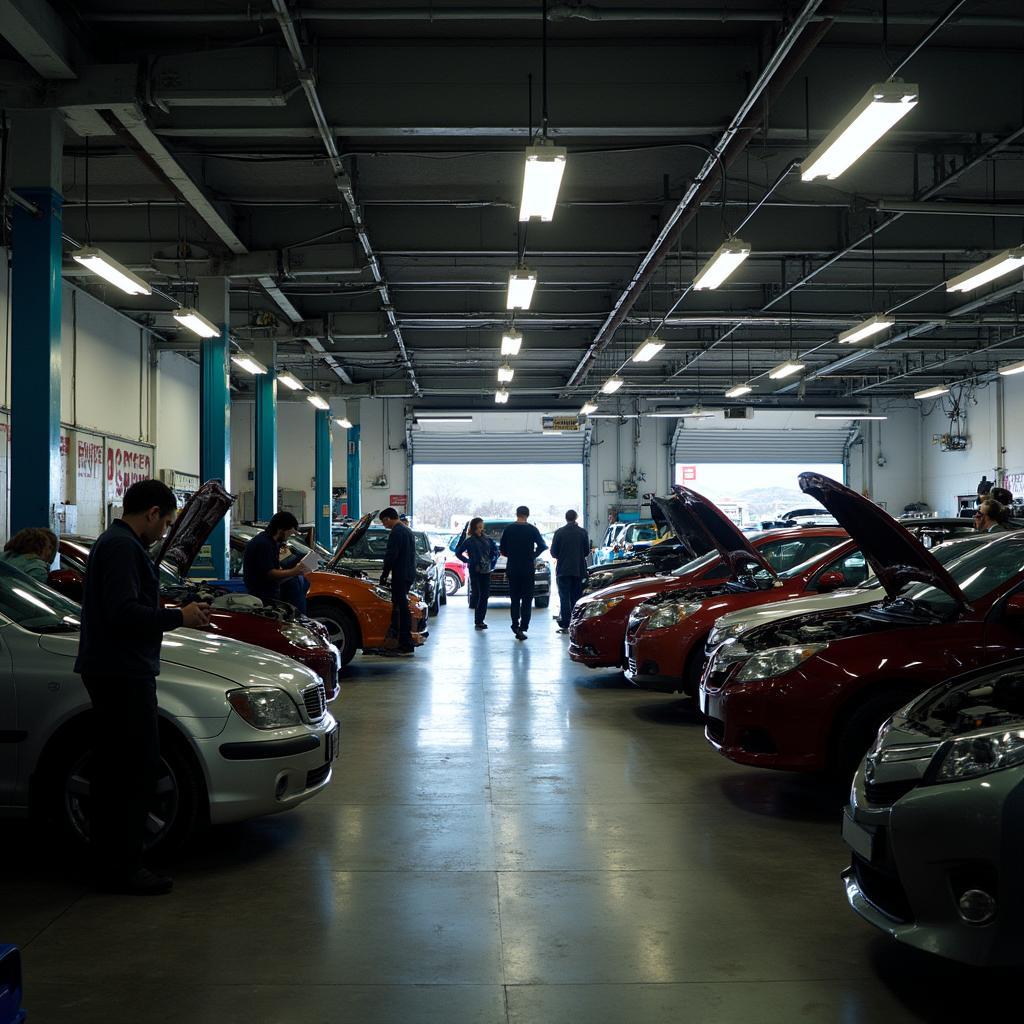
[
  {"left": 315, "top": 408, "right": 332, "bottom": 548},
  {"left": 198, "top": 277, "right": 230, "bottom": 578},
  {"left": 346, "top": 423, "right": 361, "bottom": 518},
  {"left": 10, "top": 111, "right": 64, "bottom": 535},
  {"left": 253, "top": 341, "right": 277, "bottom": 522}
]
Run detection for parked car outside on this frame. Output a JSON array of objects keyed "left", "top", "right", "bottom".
[
  {"left": 0, "top": 562, "right": 338, "bottom": 854},
  {"left": 592, "top": 520, "right": 658, "bottom": 565},
  {"left": 442, "top": 551, "right": 467, "bottom": 597},
  {"left": 699, "top": 472, "right": 1024, "bottom": 778},
  {"left": 449, "top": 520, "right": 551, "bottom": 608},
  {"left": 842, "top": 657, "right": 1024, "bottom": 965}
]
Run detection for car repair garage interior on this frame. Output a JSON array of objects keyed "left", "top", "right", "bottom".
[{"left": 2, "top": 1, "right": 1024, "bottom": 1021}]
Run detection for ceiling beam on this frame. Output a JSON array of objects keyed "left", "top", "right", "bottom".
[{"left": 0, "top": 0, "right": 78, "bottom": 79}]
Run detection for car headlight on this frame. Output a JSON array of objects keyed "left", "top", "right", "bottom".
[
  {"left": 931, "top": 728, "right": 1024, "bottom": 783},
  {"left": 227, "top": 687, "right": 301, "bottom": 729},
  {"left": 735, "top": 643, "right": 826, "bottom": 682},
  {"left": 280, "top": 624, "right": 321, "bottom": 649},
  {"left": 645, "top": 600, "right": 704, "bottom": 630},
  {"left": 372, "top": 585, "right": 392, "bottom": 600},
  {"left": 580, "top": 595, "right": 625, "bottom": 620},
  {"left": 713, "top": 639, "right": 751, "bottom": 666},
  {"left": 709, "top": 621, "right": 746, "bottom": 647}
]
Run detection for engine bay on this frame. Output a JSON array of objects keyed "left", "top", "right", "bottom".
[
  {"left": 911, "top": 672, "right": 1024, "bottom": 737},
  {"left": 745, "top": 610, "right": 893, "bottom": 651}
]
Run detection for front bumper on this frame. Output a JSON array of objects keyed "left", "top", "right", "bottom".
[
  {"left": 568, "top": 611, "right": 628, "bottom": 667},
  {"left": 841, "top": 761, "right": 1024, "bottom": 966},
  {"left": 481, "top": 570, "right": 550, "bottom": 597},
  {"left": 199, "top": 710, "right": 339, "bottom": 825},
  {"left": 623, "top": 635, "right": 687, "bottom": 693}
]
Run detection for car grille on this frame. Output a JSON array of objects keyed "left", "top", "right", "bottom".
[
  {"left": 864, "top": 778, "right": 919, "bottom": 807},
  {"left": 627, "top": 656, "right": 638, "bottom": 676},
  {"left": 851, "top": 854, "right": 913, "bottom": 923},
  {"left": 301, "top": 681, "right": 327, "bottom": 722}
]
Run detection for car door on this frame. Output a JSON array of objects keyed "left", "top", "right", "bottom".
[{"left": 0, "top": 628, "right": 18, "bottom": 804}]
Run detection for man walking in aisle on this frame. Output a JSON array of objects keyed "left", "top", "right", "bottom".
[
  {"left": 550, "top": 509, "right": 592, "bottom": 633},
  {"left": 379, "top": 507, "right": 417, "bottom": 656},
  {"left": 500, "top": 506, "right": 547, "bottom": 641}
]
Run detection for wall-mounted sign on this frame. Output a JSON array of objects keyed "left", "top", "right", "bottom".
[
  {"left": 106, "top": 441, "right": 153, "bottom": 500},
  {"left": 679, "top": 465, "right": 697, "bottom": 481},
  {"left": 389, "top": 493, "right": 408, "bottom": 513},
  {"left": 542, "top": 415, "right": 581, "bottom": 432}
]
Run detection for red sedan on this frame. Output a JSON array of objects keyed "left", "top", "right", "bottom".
[
  {"left": 569, "top": 524, "right": 847, "bottom": 670},
  {"left": 699, "top": 473, "right": 1024, "bottom": 777},
  {"left": 623, "top": 485, "right": 862, "bottom": 695}
]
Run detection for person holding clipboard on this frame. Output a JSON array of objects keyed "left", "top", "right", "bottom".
[{"left": 243, "top": 511, "right": 313, "bottom": 610}]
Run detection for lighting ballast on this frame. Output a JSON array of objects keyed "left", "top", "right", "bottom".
[
  {"left": 801, "top": 82, "right": 919, "bottom": 182},
  {"left": 71, "top": 247, "right": 152, "bottom": 296},
  {"left": 519, "top": 143, "right": 567, "bottom": 222},
  {"left": 692, "top": 238, "right": 751, "bottom": 291},
  {"left": 946, "top": 248, "right": 1024, "bottom": 294},
  {"left": 838, "top": 315, "right": 895, "bottom": 345}
]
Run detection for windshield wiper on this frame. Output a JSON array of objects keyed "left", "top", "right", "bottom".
[{"left": 34, "top": 623, "right": 80, "bottom": 633}]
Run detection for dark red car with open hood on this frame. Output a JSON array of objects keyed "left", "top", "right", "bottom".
[
  {"left": 49, "top": 481, "right": 341, "bottom": 700},
  {"left": 623, "top": 484, "right": 859, "bottom": 694},
  {"left": 699, "top": 473, "right": 1024, "bottom": 776}
]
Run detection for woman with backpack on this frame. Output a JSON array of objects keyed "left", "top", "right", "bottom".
[{"left": 456, "top": 517, "right": 498, "bottom": 630}]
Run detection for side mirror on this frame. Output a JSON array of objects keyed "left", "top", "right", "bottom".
[
  {"left": 48, "top": 568, "right": 84, "bottom": 600},
  {"left": 433, "top": 546, "right": 445, "bottom": 554},
  {"left": 1006, "top": 592, "right": 1024, "bottom": 617},
  {"left": 817, "top": 570, "right": 846, "bottom": 592}
]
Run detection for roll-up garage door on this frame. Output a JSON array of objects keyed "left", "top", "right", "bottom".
[
  {"left": 671, "top": 424, "right": 853, "bottom": 464},
  {"left": 411, "top": 430, "right": 584, "bottom": 464}
]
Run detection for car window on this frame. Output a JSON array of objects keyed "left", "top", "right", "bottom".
[
  {"left": 342, "top": 528, "right": 392, "bottom": 559},
  {"left": 901, "top": 537, "right": 1024, "bottom": 615},
  {"left": 413, "top": 532, "right": 430, "bottom": 556},
  {"left": 670, "top": 550, "right": 718, "bottom": 578},
  {"left": 815, "top": 548, "right": 869, "bottom": 587},
  {"left": 0, "top": 562, "right": 81, "bottom": 632}
]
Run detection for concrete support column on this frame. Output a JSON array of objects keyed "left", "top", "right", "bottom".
[
  {"left": 253, "top": 341, "right": 277, "bottom": 522},
  {"left": 9, "top": 111, "right": 64, "bottom": 535},
  {"left": 198, "top": 277, "right": 230, "bottom": 578},
  {"left": 315, "top": 408, "right": 332, "bottom": 549}
]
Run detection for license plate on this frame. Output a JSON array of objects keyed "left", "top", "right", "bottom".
[
  {"left": 324, "top": 725, "right": 339, "bottom": 763},
  {"left": 842, "top": 811, "right": 874, "bottom": 862}
]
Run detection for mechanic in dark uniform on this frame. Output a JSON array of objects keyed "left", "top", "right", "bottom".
[
  {"left": 242, "top": 511, "right": 307, "bottom": 606},
  {"left": 379, "top": 507, "right": 417, "bottom": 656},
  {"left": 75, "top": 479, "right": 211, "bottom": 895},
  {"left": 500, "top": 505, "right": 548, "bottom": 641},
  {"left": 550, "top": 509, "right": 592, "bottom": 632}
]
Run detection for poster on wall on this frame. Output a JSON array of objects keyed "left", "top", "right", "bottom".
[
  {"left": 105, "top": 441, "right": 155, "bottom": 522},
  {"left": 389, "top": 493, "right": 408, "bottom": 514}
]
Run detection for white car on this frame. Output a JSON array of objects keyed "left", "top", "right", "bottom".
[{"left": 0, "top": 562, "right": 338, "bottom": 852}]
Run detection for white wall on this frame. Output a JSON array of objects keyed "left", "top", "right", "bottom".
[
  {"left": 357, "top": 397, "right": 409, "bottom": 510},
  {"left": 847, "top": 404, "right": 923, "bottom": 515},
  {"left": 156, "top": 350, "right": 201, "bottom": 476}
]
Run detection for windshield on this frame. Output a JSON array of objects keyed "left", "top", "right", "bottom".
[
  {"left": 900, "top": 536, "right": 1024, "bottom": 615},
  {"left": 0, "top": 561, "right": 81, "bottom": 633},
  {"left": 622, "top": 522, "right": 657, "bottom": 544},
  {"left": 670, "top": 550, "right": 719, "bottom": 578}
]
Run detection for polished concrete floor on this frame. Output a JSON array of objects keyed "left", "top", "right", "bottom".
[{"left": 2, "top": 596, "right": 1015, "bottom": 1022}]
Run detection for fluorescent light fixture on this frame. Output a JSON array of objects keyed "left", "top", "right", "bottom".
[
  {"left": 724, "top": 383, "right": 752, "bottom": 398},
  {"left": 998, "top": 359, "right": 1024, "bottom": 376},
  {"left": 801, "top": 82, "right": 919, "bottom": 182},
  {"left": 334, "top": 417, "right": 353, "bottom": 429},
  {"left": 914, "top": 385, "right": 949, "bottom": 400},
  {"left": 692, "top": 237, "right": 751, "bottom": 291},
  {"left": 648, "top": 408, "right": 716, "bottom": 418},
  {"left": 632, "top": 336, "right": 665, "bottom": 363},
  {"left": 768, "top": 360, "right": 806, "bottom": 379},
  {"left": 946, "top": 247, "right": 1024, "bottom": 293},
  {"left": 71, "top": 246, "right": 152, "bottom": 296},
  {"left": 307, "top": 394, "right": 330, "bottom": 411},
  {"left": 579, "top": 400, "right": 598, "bottom": 416},
  {"left": 519, "top": 143, "right": 567, "bottom": 222},
  {"left": 172, "top": 307, "right": 220, "bottom": 338},
  {"left": 601, "top": 377, "right": 624, "bottom": 394},
  {"left": 507, "top": 267, "right": 537, "bottom": 310},
  {"left": 501, "top": 328, "right": 523, "bottom": 356},
  {"left": 815, "top": 413, "right": 888, "bottom": 421},
  {"left": 497, "top": 362, "right": 515, "bottom": 383},
  {"left": 415, "top": 415, "right": 474, "bottom": 424},
  {"left": 838, "top": 314, "right": 895, "bottom": 345},
  {"left": 586, "top": 413, "right": 640, "bottom": 419},
  {"left": 230, "top": 352, "right": 268, "bottom": 375},
  {"left": 277, "top": 371, "right": 304, "bottom": 391},
  {"left": 495, "top": 388, "right": 510, "bottom": 404}
]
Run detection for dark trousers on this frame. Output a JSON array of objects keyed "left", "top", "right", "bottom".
[
  {"left": 508, "top": 571, "right": 535, "bottom": 632},
  {"left": 82, "top": 674, "right": 161, "bottom": 878},
  {"left": 280, "top": 574, "right": 310, "bottom": 614},
  {"left": 557, "top": 575, "right": 584, "bottom": 628},
  {"left": 388, "top": 577, "right": 414, "bottom": 648},
  {"left": 469, "top": 571, "right": 491, "bottom": 624}
]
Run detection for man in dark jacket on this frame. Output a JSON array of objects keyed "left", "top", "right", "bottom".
[
  {"left": 75, "top": 479, "right": 210, "bottom": 895},
  {"left": 500, "top": 506, "right": 548, "bottom": 640},
  {"left": 379, "top": 507, "right": 417, "bottom": 656},
  {"left": 550, "top": 509, "right": 592, "bottom": 632},
  {"left": 243, "top": 510, "right": 308, "bottom": 606}
]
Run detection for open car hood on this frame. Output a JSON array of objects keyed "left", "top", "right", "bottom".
[
  {"left": 799, "top": 472, "right": 969, "bottom": 610},
  {"left": 328, "top": 510, "right": 378, "bottom": 569},
  {"left": 655, "top": 484, "right": 777, "bottom": 582},
  {"left": 154, "top": 480, "right": 236, "bottom": 576}
]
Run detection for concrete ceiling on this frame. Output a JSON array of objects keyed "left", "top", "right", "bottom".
[{"left": 2, "top": 0, "right": 1024, "bottom": 412}]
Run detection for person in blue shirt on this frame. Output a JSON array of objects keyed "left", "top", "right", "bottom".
[
  {"left": 499, "top": 506, "right": 548, "bottom": 641},
  {"left": 243, "top": 511, "right": 309, "bottom": 606},
  {"left": 379, "top": 507, "right": 418, "bottom": 655},
  {"left": 456, "top": 517, "right": 499, "bottom": 630}
]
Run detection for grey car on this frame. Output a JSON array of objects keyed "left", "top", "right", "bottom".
[{"left": 843, "top": 653, "right": 1024, "bottom": 965}]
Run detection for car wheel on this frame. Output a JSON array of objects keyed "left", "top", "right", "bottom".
[
  {"left": 48, "top": 723, "right": 205, "bottom": 856},
  {"left": 307, "top": 599, "right": 360, "bottom": 665},
  {"left": 535, "top": 595, "right": 550, "bottom": 609},
  {"left": 440, "top": 580, "right": 447, "bottom": 605},
  {"left": 681, "top": 637, "right": 709, "bottom": 699},
  {"left": 831, "top": 689, "right": 917, "bottom": 781},
  {"left": 431, "top": 581, "right": 442, "bottom": 616},
  {"left": 444, "top": 570, "right": 461, "bottom": 596}
]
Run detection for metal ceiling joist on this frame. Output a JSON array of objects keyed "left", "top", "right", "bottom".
[{"left": 0, "top": 0, "right": 78, "bottom": 79}]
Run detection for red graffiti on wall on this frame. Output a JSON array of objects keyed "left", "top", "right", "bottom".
[{"left": 107, "top": 445, "right": 152, "bottom": 499}]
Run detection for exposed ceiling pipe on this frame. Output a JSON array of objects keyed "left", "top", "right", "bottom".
[
  {"left": 269, "top": 0, "right": 420, "bottom": 397},
  {"left": 566, "top": 0, "right": 845, "bottom": 388},
  {"left": 872, "top": 200, "right": 1024, "bottom": 217}
]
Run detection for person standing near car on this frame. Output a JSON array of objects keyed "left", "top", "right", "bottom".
[
  {"left": 456, "top": 517, "right": 498, "bottom": 630},
  {"left": 379, "top": 507, "right": 417, "bottom": 656},
  {"left": 550, "top": 510, "right": 592, "bottom": 633},
  {"left": 0, "top": 527, "right": 58, "bottom": 581},
  {"left": 242, "top": 511, "right": 309, "bottom": 607},
  {"left": 975, "top": 498, "right": 1011, "bottom": 533},
  {"left": 75, "top": 479, "right": 211, "bottom": 896},
  {"left": 500, "top": 506, "right": 548, "bottom": 641}
]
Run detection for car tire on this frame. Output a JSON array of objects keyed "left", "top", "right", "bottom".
[
  {"left": 307, "top": 599, "right": 360, "bottom": 665},
  {"left": 535, "top": 595, "right": 550, "bottom": 608},
  {"left": 681, "top": 637, "right": 710, "bottom": 699},
  {"left": 444, "top": 570, "right": 462, "bottom": 597},
  {"left": 440, "top": 581, "right": 447, "bottom": 606},
  {"left": 831, "top": 689, "right": 917, "bottom": 781},
  {"left": 43, "top": 720, "right": 206, "bottom": 857},
  {"left": 432, "top": 582, "right": 442, "bottom": 615}
]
